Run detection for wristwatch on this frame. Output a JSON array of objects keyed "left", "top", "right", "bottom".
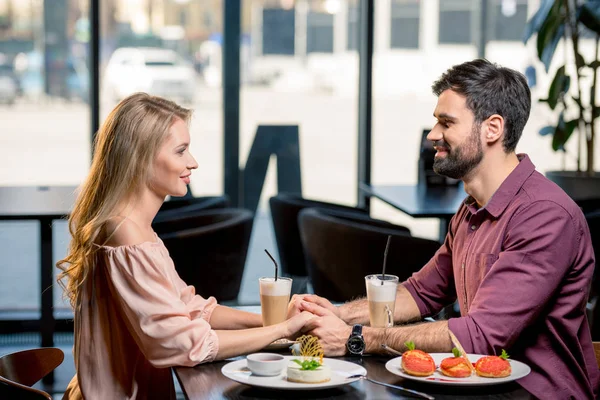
[{"left": 346, "top": 324, "right": 366, "bottom": 355}]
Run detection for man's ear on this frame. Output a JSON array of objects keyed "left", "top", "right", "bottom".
[{"left": 483, "top": 114, "right": 504, "bottom": 145}]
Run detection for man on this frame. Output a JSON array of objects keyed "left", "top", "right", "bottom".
[{"left": 291, "top": 59, "right": 598, "bottom": 399}]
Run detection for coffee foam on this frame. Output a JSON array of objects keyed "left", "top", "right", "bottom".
[
  {"left": 366, "top": 280, "right": 397, "bottom": 302},
  {"left": 260, "top": 278, "right": 292, "bottom": 296}
]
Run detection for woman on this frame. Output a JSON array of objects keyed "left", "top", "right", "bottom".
[{"left": 58, "top": 93, "right": 313, "bottom": 399}]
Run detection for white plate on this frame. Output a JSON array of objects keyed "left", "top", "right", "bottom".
[
  {"left": 385, "top": 353, "right": 531, "bottom": 386},
  {"left": 221, "top": 356, "right": 367, "bottom": 390},
  {"left": 263, "top": 339, "right": 296, "bottom": 351}
]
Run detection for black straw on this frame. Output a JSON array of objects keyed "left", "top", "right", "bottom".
[
  {"left": 264, "top": 249, "right": 278, "bottom": 281},
  {"left": 381, "top": 235, "right": 392, "bottom": 285}
]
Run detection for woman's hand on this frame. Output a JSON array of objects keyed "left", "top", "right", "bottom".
[
  {"left": 288, "top": 294, "right": 340, "bottom": 319},
  {"left": 283, "top": 311, "right": 315, "bottom": 338}
]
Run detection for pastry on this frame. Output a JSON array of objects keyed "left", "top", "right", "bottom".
[
  {"left": 287, "top": 335, "right": 331, "bottom": 383},
  {"left": 475, "top": 349, "right": 512, "bottom": 378},
  {"left": 440, "top": 348, "right": 473, "bottom": 378},
  {"left": 401, "top": 341, "right": 435, "bottom": 377}
]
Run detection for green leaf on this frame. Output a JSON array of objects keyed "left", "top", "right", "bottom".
[
  {"left": 523, "top": 0, "right": 558, "bottom": 43},
  {"left": 536, "top": 1, "right": 565, "bottom": 72},
  {"left": 552, "top": 115, "right": 578, "bottom": 151},
  {"left": 539, "top": 125, "right": 555, "bottom": 136},
  {"left": 500, "top": 349, "right": 510, "bottom": 360},
  {"left": 579, "top": 3, "right": 600, "bottom": 35},
  {"left": 546, "top": 65, "right": 569, "bottom": 110},
  {"left": 291, "top": 359, "right": 321, "bottom": 370},
  {"left": 452, "top": 347, "right": 461, "bottom": 358},
  {"left": 404, "top": 341, "right": 415, "bottom": 351}
]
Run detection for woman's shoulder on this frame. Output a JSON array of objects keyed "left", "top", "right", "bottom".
[{"left": 97, "top": 216, "right": 160, "bottom": 250}]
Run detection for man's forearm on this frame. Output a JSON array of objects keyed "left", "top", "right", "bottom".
[
  {"left": 338, "top": 298, "right": 370, "bottom": 325},
  {"left": 363, "top": 320, "right": 453, "bottom": 354},
  {"left": 338, "top": 285, "right": 422, "bottom": 325}
]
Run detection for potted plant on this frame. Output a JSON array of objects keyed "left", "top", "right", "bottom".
[{"left": 524, "top": 0, "right": 600, "bottom": 200}]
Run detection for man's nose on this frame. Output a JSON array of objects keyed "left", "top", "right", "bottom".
[{"left": 427, "top": 126, "right": 442, "bottom": 142}]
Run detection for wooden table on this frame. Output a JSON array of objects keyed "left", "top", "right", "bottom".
[
  {"left": 174, "top": 354, "right": 532, "bottom": 399},
  {"left": 360, "top": 183, "right": 467, "bottom": 242},
  {"left": 0, "top": 186, "right": 77, "bottom": 348}
]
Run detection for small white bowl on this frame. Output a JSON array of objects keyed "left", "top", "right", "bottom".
[{"left": 246, "top": 353, "right": 287, "bottom": 376}]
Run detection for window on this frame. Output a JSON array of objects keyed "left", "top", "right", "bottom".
[
  {"left": 390, "top": 0, "right": 420, "bottom": 49},
  {"left": 307, "top": 11, "right": 334, "bottom": 53},
  {"left": 489, "top": 0, "right": 528, "bottom": 42},
  {"left": 347, "top": 1, "right": 359, "bottom": 51},
  {"left": 439, "top": 0, "right": 476, "bottom": 45},
  {"left": 262, "top": 8, "right": 295, "bottom": 55},
  {"left": 0, "top": 0, "right": 90, "bottom": 314}
]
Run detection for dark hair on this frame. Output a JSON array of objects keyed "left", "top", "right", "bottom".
[{"left": 432, "top": 59, "right": 531, "bottom": 153}]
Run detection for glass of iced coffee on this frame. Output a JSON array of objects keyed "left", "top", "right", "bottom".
[
  {"left": 259, "top": 277, "right": 292, "bottom": 326},
  {"left": 365, "top": 274, "right": 398, "bottom": 328}
]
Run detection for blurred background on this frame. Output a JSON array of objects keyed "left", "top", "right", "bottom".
[{"left": 1, "top": 0, "right": 599, "bottom": 395}]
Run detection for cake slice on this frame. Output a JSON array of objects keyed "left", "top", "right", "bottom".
[{"left": 286, "top": 358, "right": 331, "bottom": 383}]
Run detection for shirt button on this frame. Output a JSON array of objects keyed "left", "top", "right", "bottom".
[{"left": 470, "top": 225, "right": 477, "bottom": 231}]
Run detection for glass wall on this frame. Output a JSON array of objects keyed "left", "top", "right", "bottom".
[
  {"left": 239, "top": 0, "right": 358, "bottom": 302},
  {"left": 99, "top": 0, "right": 224, "bottom": 197},
  {"left": 0, "top": 0, "right": 89, "bottom": 315},
  {"left": 370, "top": 0, "right": 554, "bottom": 239}
]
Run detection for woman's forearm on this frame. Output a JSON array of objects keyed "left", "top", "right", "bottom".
[
  {"left": 210, "top": 305, "right": 263, "bottom": 329},
  {"left": 214, "top": 324, "right": 285, "bottom": 360}
]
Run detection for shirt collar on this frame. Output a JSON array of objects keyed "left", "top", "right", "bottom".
[{"left": 465, "top": 154, "right": 536, "bottom": 218}]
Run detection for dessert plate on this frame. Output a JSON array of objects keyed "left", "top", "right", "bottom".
[
  {"left": 221, "top": 356, "right": 366, "bottom": 390},
  {"left": 385, "top": 353, "right": 531, "bottom": 386}
]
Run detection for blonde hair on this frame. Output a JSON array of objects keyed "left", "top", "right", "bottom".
[{"left": 57, "top": 93, "right": 192, "bottom": 308}]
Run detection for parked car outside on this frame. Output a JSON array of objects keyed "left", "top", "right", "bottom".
[{"left": 103, "top": 47, "right": 196, "bottom": 103}]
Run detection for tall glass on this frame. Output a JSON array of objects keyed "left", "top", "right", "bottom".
[
  {"left": 259, "top": 277, "right": 292, "bottom": 326},
  {"left": 365, "top": 274, "right": 399, "bottom": 328}
]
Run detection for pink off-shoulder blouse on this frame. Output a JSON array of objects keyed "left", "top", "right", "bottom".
[{"left": 63, "top": 237, "right": 219, "bottom": 399}]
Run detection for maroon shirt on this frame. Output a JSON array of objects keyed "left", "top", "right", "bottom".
[{"left": 404, "top": 154, "right": 598, "bottom": 399}]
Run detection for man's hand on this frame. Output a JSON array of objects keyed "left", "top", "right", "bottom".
[
  {"left": 288, "top": 294, "right": 340, "bottom": 319},
  {"left": 300, "top": 301, "right": 351, "bottom": 356},
  {"left": 283, "top": 311, "right": 315, "bottom": 339}
]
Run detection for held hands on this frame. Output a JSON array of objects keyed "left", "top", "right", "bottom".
[
  {"left": 299, "top": 301, "right": 351, "bottom": 357},
  {"left": 288, "top": 294, "right": 340, "bottom": 319},
  {"left": 283, "top": 311, "right": 315, "bottom": 339}
]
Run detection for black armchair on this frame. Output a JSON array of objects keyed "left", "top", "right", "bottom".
[
  {"left": 269, "top": 193, "right": 368, "bottom": 294},
  {"left": 152, "top": 208, "right": 253, "bottom": 302},
  {"left": 299, "top": 207, "right": 440, "bottom": 302},
  {"left": 154, "top": 195, "right": 230, "bottom": 224}
]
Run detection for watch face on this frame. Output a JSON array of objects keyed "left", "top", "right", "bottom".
[{"left": 347, "top": 336, "right": 365, "bottom": 355}]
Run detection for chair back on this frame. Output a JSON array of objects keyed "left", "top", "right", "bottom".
[
  {"left": 299, "top": 208, "right": 439, "bottom": 302},
  {"left": 154, "top": 195, "right": 230, "bottom": 223},
  {"left": 269, "top": 193, "right": 368, "bottom": 279},
  {"left": 154, "top": 208, "right": 254, "bottom": 301},
  {"left": 0, "top": 348, "right": 64, "bottom": 400}
]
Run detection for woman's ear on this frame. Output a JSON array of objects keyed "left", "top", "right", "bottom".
[{"left": 483, "top": 114, "right": 504, "bottom": 145}]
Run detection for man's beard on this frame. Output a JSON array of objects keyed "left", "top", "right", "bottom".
[{"left": 432, "top": 124, "right": 483, "bottom": 180}]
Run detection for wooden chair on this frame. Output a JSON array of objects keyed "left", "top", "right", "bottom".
[
  {"left": 0, "top": 348, "right": 64, "bottom": 400},
  {"left": 593, "top": 342, "right": 600, "bottom": 369}
]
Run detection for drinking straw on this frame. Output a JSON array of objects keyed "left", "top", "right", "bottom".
[
  {"left": 264, "top": 249, "right": 278, "bottom": 281},
  {"left": 381, "top": 235, "right": 392, "bottom": 285}
]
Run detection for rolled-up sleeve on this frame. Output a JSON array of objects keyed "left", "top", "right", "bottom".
[
  {"left": 102, "top": 244, "right": 219, "bottom": 368},
  {"left": 448, "top": 200, "right": 579, "bottom": 354}
]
